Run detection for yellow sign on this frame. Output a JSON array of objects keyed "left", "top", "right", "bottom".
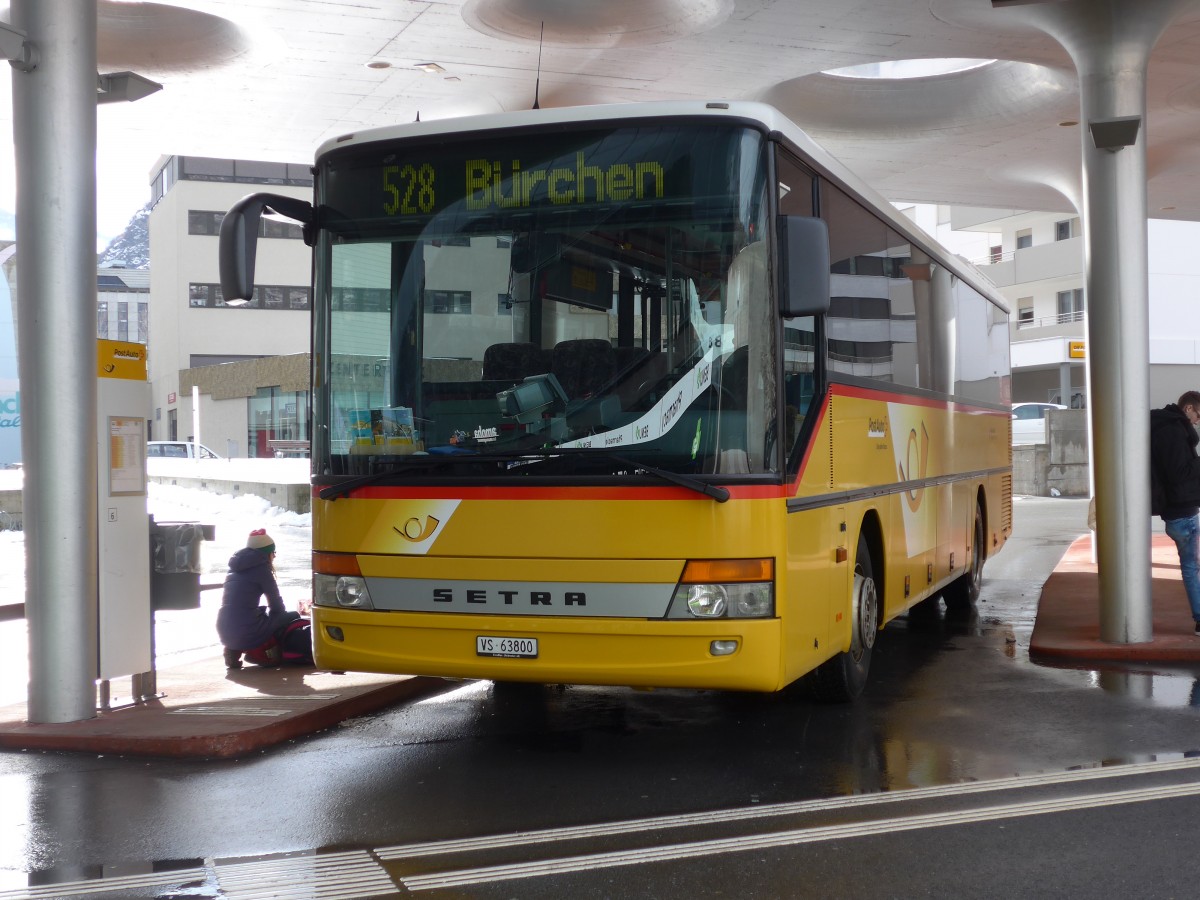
[
  {"left": 97, "top": 339, "right": 147, "bottom": 381},
  {"left": 1069, "top": 340, "right": 1086, "bottom": 360}
]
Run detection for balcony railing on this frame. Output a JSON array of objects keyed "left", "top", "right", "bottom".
[
  {"left": 972, "top": 249, "right": 1015, "bottom": 266},
  {"left": 1016, "top": 311, "right": 1085, "bottom": 330}
]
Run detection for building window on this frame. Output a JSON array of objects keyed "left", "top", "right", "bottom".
[
  {"left": 187, "top": 210, "right": 224, "bottom": 236},
  {"left": 188, "top": 283, "right": 308, "bottom": 310},
  {"left": 138, "top": 303, "right": 149, "bottom": 343},
  {"left": 262, "top": 218, "right": 305, "bottom": 240},
  {"left": 188, "top": 209, "right": 303, "bottom": 240},
  {"left": 1056, "top": 288, "right": 1085, "bottom": 323},
  {"left": 428, "top": 290, "right": 471, "bottom": 314},
  {"left": 1015, "top": 229, "right": 1033, "bottom": 250},
  {"left": 1017, "top": 297, "right": 1034, "bottom": 328},
  {"left": 189, "top": 283, "right": 214, "bottom": 307},
  {"left": 117, "top": 302, "right": 129, "bottom": 341},
  {"left": 1055, "top": 217, "right": 1081, "bottom": 241},
  {"left": 96, "top": 301, "right": 109, "bottom": 338},
  {"left": 989, "top": 244, "right": 1002, "bottom": 263},
  {"left": 248, "top": 387, "right": 308, "bottom": 458}
]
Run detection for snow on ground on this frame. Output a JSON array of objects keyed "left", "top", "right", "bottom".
[{"left": 0, "top": 475, "right": 313, "bottom": 708}]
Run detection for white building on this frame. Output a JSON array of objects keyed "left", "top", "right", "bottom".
[
  {"left": 97, "top": 268, "right": 149, "bottom": 344},
  {"left": 147, "top": 156, "right": 312, "bottom": 457},
  {"left": 900, "top": 204, "right": 1200, "bottom": 410}
]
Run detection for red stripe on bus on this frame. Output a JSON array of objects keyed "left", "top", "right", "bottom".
[{"left": 313, "top": 484, "right": 789, "bottom": 501}]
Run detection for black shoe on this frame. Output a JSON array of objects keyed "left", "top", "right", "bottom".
[
  {"left": 1194, "top": 622, "right": 1200, "bottom": 637},
  {"left": 223, "top": 648, "right": 243, "bottom": 670}
]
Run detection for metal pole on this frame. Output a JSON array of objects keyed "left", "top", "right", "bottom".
[
  {"left": 1021, "top": 0, "right": 1193, "bottom": 643},
  {"left": 1080, "top": 61, "right": 1153, "bottom": 643},
  {"left": 192, "top": 384, "right": 200, "bottom": 459},
  {"left": 12, "top": 0, "right": 100, "bottom": 721}
]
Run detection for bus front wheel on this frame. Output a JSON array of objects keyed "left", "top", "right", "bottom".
[{"left": 808, "top": 532, "right": 878, "bottom": 702}]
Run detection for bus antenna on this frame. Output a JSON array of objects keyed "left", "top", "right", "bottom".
[{"left": 532, "top": 21, "right": 543, "bottom": 109}]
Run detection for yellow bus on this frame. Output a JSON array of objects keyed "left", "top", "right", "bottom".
[{"left": 220, "top": 101, "right": 1011, "bottom": 701}]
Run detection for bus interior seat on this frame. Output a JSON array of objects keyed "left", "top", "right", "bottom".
[
  {"left": 551, "top": 339, "right": 616, "bottom": 399},
  {"left": 482, "top": 342, "right": 546, "bottom": 382}
]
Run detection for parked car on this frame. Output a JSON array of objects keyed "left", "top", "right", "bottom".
[
  {"left": 1011, "top": 402, "right": 1067, "bottom": 445},
  {"left": 147, "top": 441, "right": 222, "bottom": 459}
]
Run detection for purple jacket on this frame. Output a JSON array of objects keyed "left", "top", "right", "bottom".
[{"left": 216, "top": 547, "right": 295, "bottom": 650}]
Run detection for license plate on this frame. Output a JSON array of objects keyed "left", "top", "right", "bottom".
[{"left": 476, "top": 636, "right": 538, "bottom": 658}]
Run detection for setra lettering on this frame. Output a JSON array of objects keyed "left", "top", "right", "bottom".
[{"left": 428, "top": 587, "right": 587, "bottom": 607}]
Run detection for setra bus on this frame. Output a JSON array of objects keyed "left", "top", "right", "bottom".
[{"left": 220, "top": 101, "right": 1011, "bottom": 701}]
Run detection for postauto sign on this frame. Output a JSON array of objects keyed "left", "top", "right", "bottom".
[{"left": 0, "top": 392, "right": 17, "bottom": 425}]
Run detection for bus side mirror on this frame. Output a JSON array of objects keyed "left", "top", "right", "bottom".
[
  {"left": 219, "top": 193, "right": 315, "bottom": 302},
  {"left": 777, "top": 215, "right": 831, "bottom": 317}
]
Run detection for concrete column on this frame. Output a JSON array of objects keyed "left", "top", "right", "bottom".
[
  {"left": 1059, "top": 362, "right": 1072, "bottom": 408},
  {"left": 1021, "top": 0, "right": 1193, "bottom": 643},
  {"left": 11, "top": 0, "right": 99, "bottom": 721}
]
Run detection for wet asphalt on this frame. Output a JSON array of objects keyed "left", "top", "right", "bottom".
[{"left": 3, "top": 496, "right": 1200, "bottom": 898}]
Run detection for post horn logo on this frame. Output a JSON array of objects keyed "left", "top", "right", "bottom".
[
  {"left": 395, "top": 516, "right": 440, "bottom": 542},
  {"left": 898, "top": 422, "right": 930, "bottom": 513}
]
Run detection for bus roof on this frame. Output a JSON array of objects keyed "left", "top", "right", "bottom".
[{"left": 317, "top": 100, "right": 1008, "bottom": 313}]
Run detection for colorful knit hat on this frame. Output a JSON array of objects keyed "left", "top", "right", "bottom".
[{"left": 247, "top": 528, "right": 276, "bottom": 554}]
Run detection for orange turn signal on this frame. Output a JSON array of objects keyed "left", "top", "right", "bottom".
[
  {"left": 680, "top": 558, "right": 773, "bottom": 584},
  {"left": 312, "top": 551, "right": 362, "bottom": 576}
]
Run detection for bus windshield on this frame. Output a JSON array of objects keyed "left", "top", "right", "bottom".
[{"left": 314, "top": 122, "right": 777, "bottom": 479}]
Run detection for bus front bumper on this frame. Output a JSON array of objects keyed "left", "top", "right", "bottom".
[{"left": 312, "top": 607, "right": 786, "bottom": 693}]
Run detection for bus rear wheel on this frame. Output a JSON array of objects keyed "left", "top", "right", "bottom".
[
  {"left": 943, "top": 501, "right": 985, "bottom": 614},
  {"left": 808, "top": 532, "right": 878, "bottom": 702}
]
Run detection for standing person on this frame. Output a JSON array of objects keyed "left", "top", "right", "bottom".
[
  {"left": 1150, "top": 391, "right": 1200, "bottom": 635},
  {"left": 217, "top": 528, "right": 307, "bottom": 668}
]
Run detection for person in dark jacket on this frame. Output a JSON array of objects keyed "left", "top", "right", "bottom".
[
  {"left": 217, "top": 528, "right": 301, "bottom": 669},
  {"left": 1150, "top": 391, "right": 1200, "bottom": 634}
]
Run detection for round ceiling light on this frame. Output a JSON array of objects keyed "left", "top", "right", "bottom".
[{"left": 823, "top": 58, "right": 997, "bottom": 80}]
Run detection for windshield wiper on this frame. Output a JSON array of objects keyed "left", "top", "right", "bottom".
[
  {"left": 318, "top": 447, "right": 730, "bottom": 503},
  {"left": 510, "top": 448, "right": 730, "bottom": 502},
  {"left": 317, "top": 452, "right": 525, "bottom": 500},
  {"left": 606, "top": 452, "right": 730, "bottom": 502}
]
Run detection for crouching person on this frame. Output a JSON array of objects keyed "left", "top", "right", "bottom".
[{"left": 217, "top": 528, "right": 314, "bottom": 669}]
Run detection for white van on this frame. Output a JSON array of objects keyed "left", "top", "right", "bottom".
[{"left": 147, "top": 441, "right": 222, "bottom": 459}]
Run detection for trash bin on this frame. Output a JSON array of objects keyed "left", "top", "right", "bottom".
[{"left": 149, "top": 516, "right": 215, "bottom": 611}]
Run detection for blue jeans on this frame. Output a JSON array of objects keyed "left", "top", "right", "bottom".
[{"left": 1165, "top": 515, "right": 1200, "bottom": 622}]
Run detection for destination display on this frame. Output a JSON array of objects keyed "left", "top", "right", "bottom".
[{"left": 321, "top": 123, "right": 763, "bottom": 230}]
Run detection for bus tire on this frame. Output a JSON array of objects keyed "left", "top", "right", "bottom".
[
  {"left": 808, "top": 532, "right": 878, "bottom": 703},
  {"left": 943, "top": 501, "right": 985, "bottom": 613}
]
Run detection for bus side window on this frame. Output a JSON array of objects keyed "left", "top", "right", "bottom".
[
  {"left": 782, "top": 315, "right": 818, "bottom": 472},
  {"left": 777, "top": 150, "right": 815, "bottom": 217}
]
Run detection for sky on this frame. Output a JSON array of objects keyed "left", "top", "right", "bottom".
[{"left": 0, "top": 125, "right": 164, "bottom": 251}]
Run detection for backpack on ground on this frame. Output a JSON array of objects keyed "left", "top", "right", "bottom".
[{"left": 244, "top": 617, "right": 314, "bottom": 667}]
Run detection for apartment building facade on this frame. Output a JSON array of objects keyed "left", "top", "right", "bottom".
[
  {"left": 903, "top": 204, "right": 1200, "bottom": 411},
  {"left": 147, "top": 156, "right": 313, "bottom": 457}
]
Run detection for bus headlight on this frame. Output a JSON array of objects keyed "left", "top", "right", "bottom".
[
  {"left": 687, "top": 585, "right": 728, "bottom": 617},
  {"left": 672, "top": 582, "right": 773, "bottom": 618},
  {"left": 667, "top": 559, "right": 776, "bottom": 619},
  {"left": 313, "top": 573, "right": 375, "bottom": 610}
]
